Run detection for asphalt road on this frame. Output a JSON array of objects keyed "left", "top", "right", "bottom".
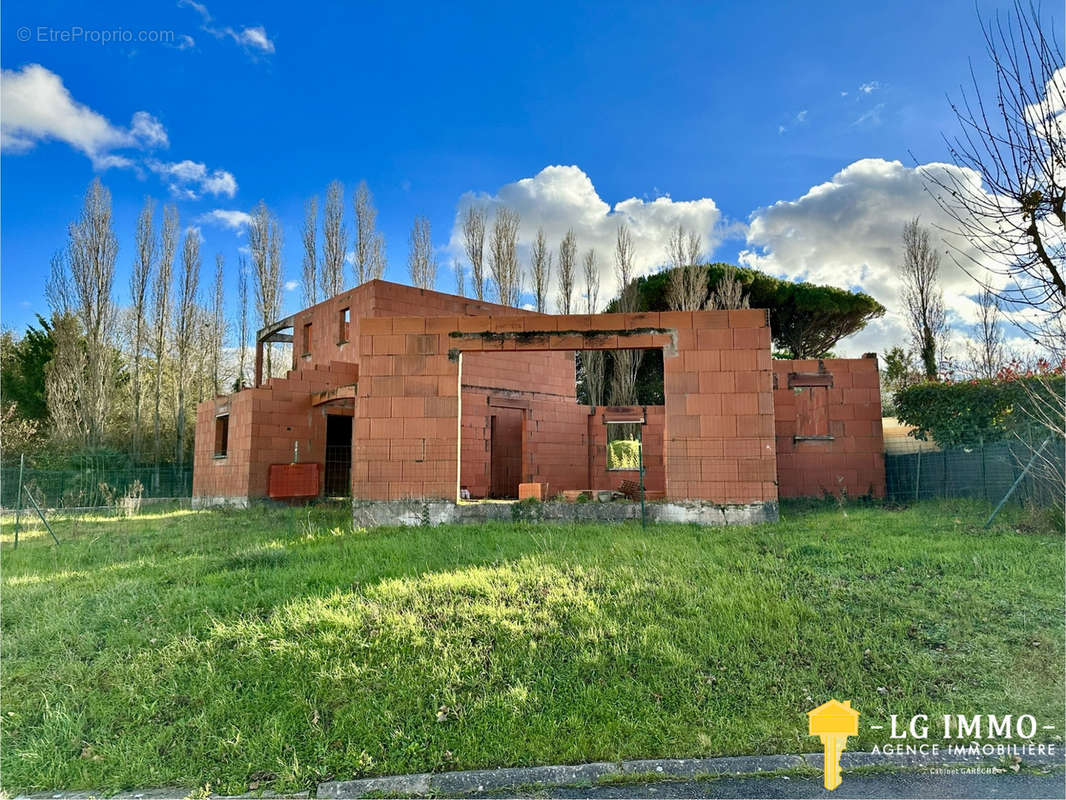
[{"left": 497, "top": 771, "right": 1066, "bottom": 799}]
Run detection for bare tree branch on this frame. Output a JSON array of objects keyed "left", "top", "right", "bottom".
[
  {"left": 321, "top": 180, "right": 347, "bottom": 297},
  {"left": 462, "top": 207, "right": 486, "bottom": 301},
  {"left": 557, "top": 228, "right": 577, "bottom": 314},
  {"left": 530, "top": 227, "right": 552, "bottom": 312},
  {"left": 408, "top": 215, "right": 437, "bottom": 289},
  {"left": 900, "top": 217, "right": 948, "bottom": 379},
  {"left": 489, "top": 208, "right": 521, "bottom": 306},
  {"left": 301, "top": 195, "right": 318, "bottom": 306}
]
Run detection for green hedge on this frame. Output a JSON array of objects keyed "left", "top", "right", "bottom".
[{"left": 894, "top": 374, "right": 1064, "bottom": 449}]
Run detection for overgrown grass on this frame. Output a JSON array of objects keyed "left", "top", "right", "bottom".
[{"left": 1, "top": 500, "right": 1062, "bottom": 795}]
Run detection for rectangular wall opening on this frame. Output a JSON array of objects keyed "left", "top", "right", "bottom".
[
  {"left": 323, "top": 413, "right": 353, "bottom": 496},
  {"left": 214, "top": 414, "right": 229, "bottom": 458},
  {"left": 457, "top": 346, "right": 666, "bottom": 502},
  {"left": 488, "top": 409, "right": 524, "bottom": 498},
  {"left": 338, "top": 307, "right": 350, "bottom": 343}
]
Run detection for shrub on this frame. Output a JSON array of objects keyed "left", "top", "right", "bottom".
[{"left": 894, "top": 366, "right": 1064, "bottom": 449}]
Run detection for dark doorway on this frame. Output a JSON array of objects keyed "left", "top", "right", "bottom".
[
  {"left": 489, "top": 408, "right": 523, "bottom": 498},
  {"left": 323, "top": 414, "right": 353, "bottom": 496}
]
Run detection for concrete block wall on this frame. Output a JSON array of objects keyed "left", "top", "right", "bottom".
[{"left": 773, "top": 357, "right": 885, "bottom": 498}]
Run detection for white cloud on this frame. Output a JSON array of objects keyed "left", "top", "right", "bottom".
[
  {"left": 0, "top": 64, "right": 167, "bottom": 168},
  {"left": 740, "top": 157, "right": 995, "bottom": 356},
  {"left": 448, "top": 165, "right": 723, "bottom": 311},
  {"left": 1, "top": 63, "right": 237, "bottom": 200},
  {"left": 147, "top": 159, "right": 238, "bottom": 199},
  {"left": 178, "top": 0, "right": 275, "bottom": 55},
  {"left": 852, "top": 103, "right": 885, "bottom": 127},
  {"left": 235, "top": 26, "right": 275, "bottom": 54},
  {"left": 284, "top": 280, "right": 299, "bottom": 292},
  {"left": 198, "top": 209, "right": 252, "bottom": 230},
  {"left": 858, "top": 81, "right": 881, "bottom": 95},
  {"left": 129, "top": 110, "right": 169, "bottom": 148}
]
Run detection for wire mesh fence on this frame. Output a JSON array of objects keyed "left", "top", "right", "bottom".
[
  {"left": 884, "top": 436, "right": 1064, "bottom": 507},
  {"left": 1, "top": 464, "right": 193, "bottom": 510}
]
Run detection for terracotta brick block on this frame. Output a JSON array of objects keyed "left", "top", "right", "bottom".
[
  {"left": 369, "top": 375, "right": 405, "bottom": 396},
  {"left": 691, "top": 310, "right": 729, "bottom": 329},
  {"left": 549, "top": 333, "right": 586, "bottom": 350},
  {"left": 721, "top": 350, "right": 757, "bottom": 371},
  {"left": 659, "top": 310, "right": 694, "bottom": 330},
  {"left": 723, "top": 392, "right": 759, "bottom": 416},
  {"left": 728, "top": 308, "right": 767, "bottom": 328},
  {"left": 624, "top": 311, "right": 660, "bottom": 329},
  {"left": 702, "top": 458, "right": 739, "bottom": 482},
  {"left": 491, "top": 316, "right": 526, "bottom": 333},
  {"left": 685, "top": 393, "right": 723, "bottom": 416},
  {"left": 361, "top": 317, "right": 393, "bottom": 335},
  {"left": 669, "top": 414, "right": 701, "bottom": 437},
  {"left": 684, "top": 350, "right": 721, "bottom": 373},
  {"left": 391, "top": 396, "right": 425, "bottom": 417},
  {"left": 700, "top": 370, "right": 735, "bottom": 394},
  {"left": 393, "top": 317, "right": 426, "bottom": 334},
  {"left": 425, "top": 396, "right": 459, "bottom": 417},
  {"left": 518, "top": 482, "right": 547, "bottom": 500},
  {"left": 423, "top": 316, "right": 460, "bottom": 333},
  {"left": 696, "top": 328, "right": 733, "bottom": 351},
  {"left": 699, "top": 415, "right": 737, "bottom": 437},
  {"left": 360, "top": 397, "right": 391, "bottom": 418}
]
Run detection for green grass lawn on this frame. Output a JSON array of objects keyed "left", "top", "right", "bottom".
[{"left": 1, "top": 500, "right": 1063, "bottom": 794}]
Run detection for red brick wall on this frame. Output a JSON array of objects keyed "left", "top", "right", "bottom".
[
  {"left": 773, "top": 357, "right": 885, "bottom": 498},
  {"left": 663, "top": 309, "right": 778, "bottom": 503},
  {"left": 354, "top": 310, "right": 777, "bottom": 504}
]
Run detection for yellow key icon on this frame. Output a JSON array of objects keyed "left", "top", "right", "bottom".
[{"left": 807, "top": 699, "right": 859, "bottom": 790}]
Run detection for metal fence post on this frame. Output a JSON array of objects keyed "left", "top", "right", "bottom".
[{"left": 14, "top": 453, "right": 24, "bottom": 549}]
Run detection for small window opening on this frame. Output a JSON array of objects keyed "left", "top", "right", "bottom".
[
  {"left": 606, "top": 422, "right": 642, "bottom": 471},
  {"left": 338, "top": 307, "right": 350, "bottom": 343},
  {"left": 794, "top": 385, "right": 831, "bottom": 440},
  {"left": 302, "top": 322, "right": 313, "bottom": 355},
  {"left": 214, "top": 414, "right": 229, "bottom": 458}
]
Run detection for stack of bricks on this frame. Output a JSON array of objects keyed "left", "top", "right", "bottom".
[{"left": 773, "top": 358, "right": 885, "bottom": 498}]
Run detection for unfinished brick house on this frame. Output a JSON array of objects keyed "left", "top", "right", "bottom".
[{"left": 193, "top": 280, "right": 884, "bottom": 520}]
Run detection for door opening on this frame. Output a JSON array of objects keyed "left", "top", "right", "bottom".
[
  {"left": 489, "top": 408, "right": 523, "bottom": 498},
  {"left": 323, "top": 414, "right": 353, "bottom": 497}
]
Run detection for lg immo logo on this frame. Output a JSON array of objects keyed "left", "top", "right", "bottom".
[
  {"left": 871, "top": 713, "right": 1058, "bottom": 757},
  {"left": 807, "top": 703, "right": 1058, "bottom": 791}
]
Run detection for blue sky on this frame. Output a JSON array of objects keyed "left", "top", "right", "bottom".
[{"left": 1, "top": 0, "right": 1056, "bottom": 354}]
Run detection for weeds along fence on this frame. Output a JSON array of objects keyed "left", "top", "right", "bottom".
[
  {"left": 1, "top": 464, "right": 193, "bottom": 511},
  {"left": 884, "top": 436, "right": 1065, "bottom": 507}
]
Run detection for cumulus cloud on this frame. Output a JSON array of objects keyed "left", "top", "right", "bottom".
[
  {"left": 178, "top": 0, "right": 276, "bottom": 55},
  {"left": 284, "top": 280, "right": 299, "bottom": 292},
  {"left": 447, "top": 165, "right": 722, "bottom": 310},
  {"left": 147, "top": 159, "right": 238, "bottom": 199},
  {"left": 0, "top": 64, "right": 167, "bottom": 168},
  {"left": 740, "top": 157, "right": 998, "bottom": 356},
  {"left": 197, "top": 208, "right": 252, "bottom": 230},
  {"left": 2, "top": 63, "right": 238, "bottom": 201}
]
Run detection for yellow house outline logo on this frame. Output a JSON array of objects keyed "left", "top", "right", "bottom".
[{"left": 808, "top": 699, "right": 859, "bottom": 790}]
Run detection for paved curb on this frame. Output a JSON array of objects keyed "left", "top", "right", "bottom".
[
  {"left": 15, "top": 750, "right": 1064, "bottom": 800},
  {"left": 317, "top": 749, "right": 1066, "bottom": 798}
]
